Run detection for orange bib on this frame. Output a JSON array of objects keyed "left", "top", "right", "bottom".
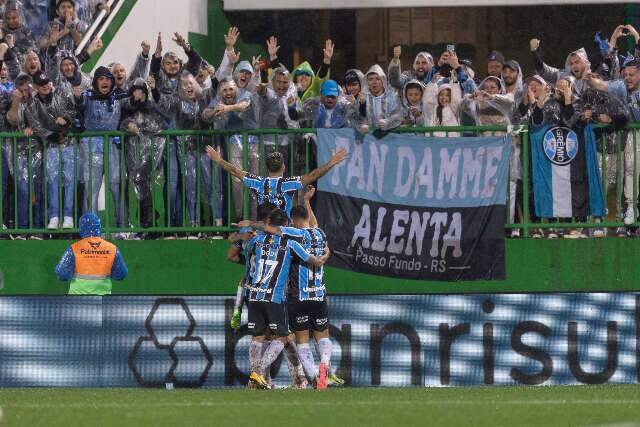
[{"left": 71, "top": 237, "right": 117, "bottom": 279}]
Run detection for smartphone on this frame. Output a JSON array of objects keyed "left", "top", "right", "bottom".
[{"left": 447, "top": 44, "right": 455, "bottom": 52}]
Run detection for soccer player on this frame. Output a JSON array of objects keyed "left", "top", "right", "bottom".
[
  {"left": 204, "top": 145, "right": 347, "bottom": 218},
  {"left": 237, "top": 186, "right": 340, "bottom": 389},
  {"left": 244, "top": 208, "right": 330, "bottom": 389}
]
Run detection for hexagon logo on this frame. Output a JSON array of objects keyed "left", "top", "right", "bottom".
[{"left": 128, "top": 298, "right": 213, "bottom": 388}]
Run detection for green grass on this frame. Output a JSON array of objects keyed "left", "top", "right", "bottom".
[{"left": 0, "top": 386, "right": 639, "bottom": 427}]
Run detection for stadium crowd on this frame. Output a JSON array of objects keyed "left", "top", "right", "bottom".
[{"left": 0, "top": 0, "right": 639, "bottom": 239}]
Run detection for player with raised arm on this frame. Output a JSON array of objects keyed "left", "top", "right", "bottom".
[
  {"left": 245, "top": 208, "right": 330, "bottom": 389},
  {"left": 205, "top": 145, "right": 347, "bottom": 217}
]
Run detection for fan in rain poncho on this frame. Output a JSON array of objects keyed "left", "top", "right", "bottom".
[
  {"left": 202, "top": 77, "right": 258, "bottom": 220},
  {"left": 388, "top": 49, "right": 436, "bottom": 90},
  {"left": 4, "top": 73, "right": 45, "bottom": 229},
  {"left": 74, "top": 66, "right": 130, "bottom": 229},
  {"left": 532, "top": 40, "right": 592, "bottom": 99},
  {"left": 461, "top": 75, "right": 515, "bottom": 127},
  {"left": 119, "top": 77, "right": 167, "bottom": 229},
  {"left": 25, "top": 71, "right": 78, "bottom": 229},
  {"left": 359, "top": 64, "right": 403, "bottom": 133},
  {"left": 155, "top": 71, "right": 219, "bottom": 226}
]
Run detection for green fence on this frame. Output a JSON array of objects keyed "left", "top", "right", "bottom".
[{"left": 0, "top": 124, "right": 638, "bottom": 237}]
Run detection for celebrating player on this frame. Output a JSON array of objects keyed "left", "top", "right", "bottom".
[{"left": 205, "top": 145, "right": 348, "bottom": 217}]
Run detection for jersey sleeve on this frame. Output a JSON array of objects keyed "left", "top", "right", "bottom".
[
  {"left": 287, "top": 239, "right": 311, "bottom": 262},
  {"left": 281, "top": 176, "right": 303, "bottom": 192},
  {"left": 243, "top": 174, "right": 264, "bottom": 191}
]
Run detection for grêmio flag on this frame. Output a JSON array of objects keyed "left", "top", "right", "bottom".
[
  {"left": 530, "top": 123, "right": 605, "bottom": 219},
  {"left": 315, "top": 129, "right": 511, "bottom": 281}
]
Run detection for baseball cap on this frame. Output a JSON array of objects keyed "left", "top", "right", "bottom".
[
  {"left": 32, "top": 72, "right": 50, "bottom": 87},
  {"left": 321, "top": 80, "right": 339, "bottom": 97},
  {"left": 487, "top": 50, "right": 505, "bottom": 64}
]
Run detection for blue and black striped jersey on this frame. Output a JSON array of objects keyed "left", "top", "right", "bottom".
[
  {"left": 281, "top": 226, "right": 327, "bottom": 301},
  {"left": 246, "top": 233, "right": 312, "bottom": 304},
  {"left": 242, "top": 174, "right": 303, "bottom": 217}
]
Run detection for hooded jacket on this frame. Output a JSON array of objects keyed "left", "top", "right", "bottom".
[
  {"left": 55, "top": 213, "right": 128, "bottom": 295},
  {"left": 292, "top": 60, "right": 329, "bottom": 102},
  {"left": 400, "top": 79, "right": 428, "bottom": 127},
  {"left": 534, "top": 48, "right": 591, "bottom": 98},
  {"left": 388, "top": 52, "right": 435, "bottom": 90},
  {"left": 426, "top": 83, "right": 462, "bottom": 131},
  {"left": 150, "top": 47, "right": 203, "bottom": 96},
  {"left": 461, "top": 76, "right": 514, "bottom": 127},
  {"left": 120, "top": 78, "right": 166, "bottom": 135},
  {"left": 51, "top": 52, "right": 92, "bottom": 95},
  {"left": 502, "top": 63, "right": 524, "bottom": 120},
  {"left": 362, "top": 64, "right": 403, "bottom": 130},
  {"left": 233, "top": 60, "right": 259, "bottom": 99},
  {"left": 2, "top": 2, "right": 36, "bottom": 65},
  {"left": 76, "top": 66, "right": 129, "bottom": 131}
]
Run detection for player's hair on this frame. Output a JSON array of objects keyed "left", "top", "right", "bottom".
[
  {"left": 290, "top": 205, "right": 308, "bottom": 220},
  {"left": 257, "top": 203, "right": 277, "bottom": 221},
  {"left": 266, "top": 152, "right": 283, "bottom": 173},
  {"left": 268, "top": 208, "right": 288, "bottom": 226}
]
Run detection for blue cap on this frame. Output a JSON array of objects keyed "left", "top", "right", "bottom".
[
  {"left": 239, "top": 227, "right": 253, "bottom": 234},
  {"left": 321, "top": 80, "right": 339, "bottom": 97}
]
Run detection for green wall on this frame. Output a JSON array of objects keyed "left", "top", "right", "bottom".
[{"left": 1, "top": 238, "right": 638, "bottom": 295}]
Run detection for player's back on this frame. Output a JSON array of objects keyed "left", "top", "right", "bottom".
[
  {"left": 282, "top": 226, "right": 327, "bottom": 301},
  {"left": 243, "top": 174, "right": 303, "bottom": 216},
  {"left": 246, "top": 233, "right": 293, "bottom": 304}
]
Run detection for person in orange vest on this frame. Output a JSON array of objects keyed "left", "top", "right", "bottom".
[{"left": 55, "top": 213, "right": 128, "bottom": 295}]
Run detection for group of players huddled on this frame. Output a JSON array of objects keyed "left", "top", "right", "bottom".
[{"left": 205, "top": 144, "right": 348, "bottom": 389}]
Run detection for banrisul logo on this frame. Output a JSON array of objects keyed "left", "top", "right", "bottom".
[{"left": 543, "top": 126, "right": 578, "bottom": 166}]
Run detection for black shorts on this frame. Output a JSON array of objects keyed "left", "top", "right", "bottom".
[
  {"left": 247, "top": 301, "right": 289, "bottom": 337},
  {"left": 288, "top": 297, "right": 329, "bottom": 332}
]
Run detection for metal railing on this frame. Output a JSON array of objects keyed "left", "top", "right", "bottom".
[{"left": 0, "top": 124, "right": 637, "bottom": 238}]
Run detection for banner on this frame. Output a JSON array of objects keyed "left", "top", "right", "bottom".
[
  {"left": 316, "top": 129, "right": 510, "bottom": 281},
  {"left": 530, "top": 124, "right": 605, "bottom": 219},
  {"left": 0, "top": 294, "right": 638, "bottom": 387}
]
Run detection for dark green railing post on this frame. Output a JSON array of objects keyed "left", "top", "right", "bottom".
[
  {"left": 242, "top": 131, "right": 249, "bottom": 220},
  {"left": 521, "top": 129, "right": 530, "bottom": 238},
  {"left": 103, "top": 135, "right": 110, "bottom": 237}
]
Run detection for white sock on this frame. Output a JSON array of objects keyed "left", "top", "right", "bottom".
[
  {"left": 317, "top": 337, "right": 332, "bottom": 365},
  {"left": 259, "top": 340, "right": 285, "bottom": 376},
  {"left": 234, "top": 285, "right": 244, "bottom": 310},
  {"left": 249, "top": 340, "right": 262, "bottom": 373},
  {"left": 297, "top": 343, "right": 317, "bottom": 380}
]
